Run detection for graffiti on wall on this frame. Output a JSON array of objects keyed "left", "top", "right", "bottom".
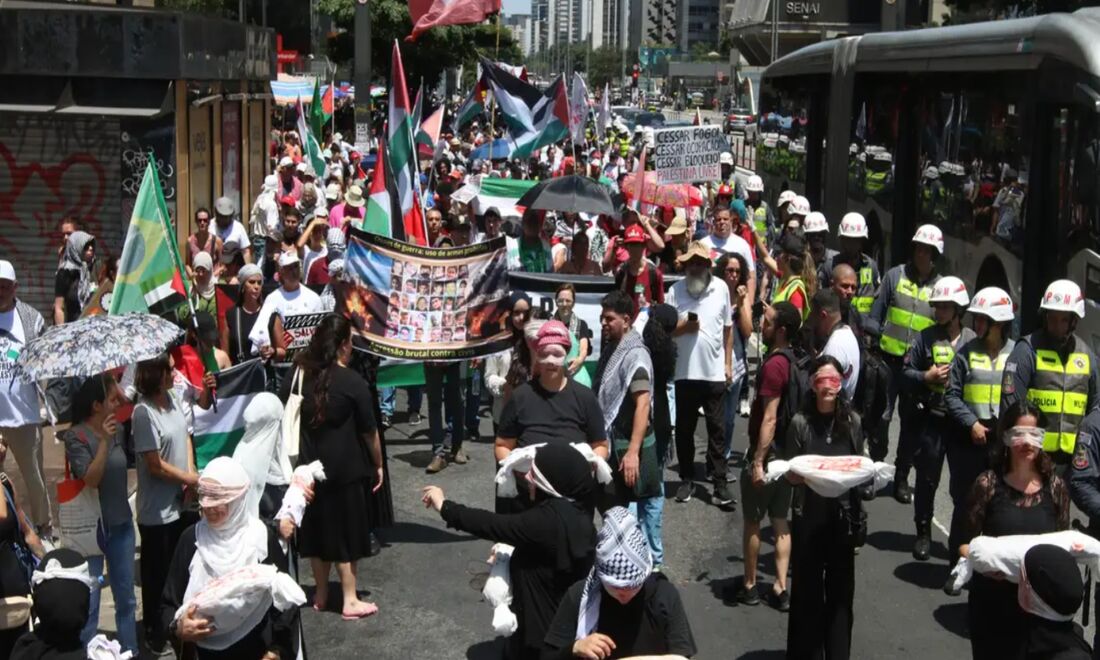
[
  {"left": 0, "top": 114, "right": 120, "bottom": 315},
  {"left": 120, "top": 114, "right": 177, "bottom": 225}
]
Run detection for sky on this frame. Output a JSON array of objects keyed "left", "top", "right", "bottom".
[{"left": 502, "top": 0, "right": 531, "bottom": 15}]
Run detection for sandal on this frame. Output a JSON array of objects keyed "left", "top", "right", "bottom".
[{"left": 341, "top": 601, "right": 379, "bottom": 620}]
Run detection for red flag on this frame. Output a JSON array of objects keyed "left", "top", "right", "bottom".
[
  {"left": 322, "top": 85, "right": 335, "bottom": 116},
  {"left": 407, "top": 0, "right": 501, "bottom": 41}
]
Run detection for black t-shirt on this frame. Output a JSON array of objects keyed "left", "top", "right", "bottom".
[
  {"left": 226, "top": 306, "right": 260, "bottom": 364},
  {"left": 280, "top": 365, "right": 377, "bottom": 484},
  {"left": 542, "top": 574, "right": 697, "bottom": 659},
  {"left": 498, "top": 379, "right": 606, "bottom": 449},
  {"left": 53, "top": 269, "right": 81, "bottom": 322}
]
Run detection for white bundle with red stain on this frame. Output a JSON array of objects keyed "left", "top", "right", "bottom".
[
  {"left": 171, "top": 563, "right": 306, "bottom": 649},
  {"left": 482, "top": 543, "right": 518, "bottom": 636},
  {"left": 764, "top": 455, "right": 895, "bottom": 498},
  {"left": 274, "top": 460, "right": 326, "bottom": 527},
  {"left": 87, "top": 635, "right": 133, "bottom": 659},
  {"left": 948, "top": 531, "right": 1100, "bottom": 592},
  {"left": 494, "top": 444, "right": 612, "bottom": 498}
]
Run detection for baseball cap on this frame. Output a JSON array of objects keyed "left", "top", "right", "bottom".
[
  {"left": 325, "top": 183, "right": 342, "bottom": 201},
  {"left": 0, "top": 260, "right": 16, "bottom": 282},
  {"left": 779, "top": 233, "right": 806, "bottom": 255},
  {"left": 622, "top": 223, "right": 647, "bottom": 244},
  {"left": 214, "top": 196, "right": 235, "bottom": 216},
  {"left": 278, "top": 156, "right": 295, "bottom": 169},
  {"left": 220, "top": 241, "right": 241, "bottom": 264},
  {"left": 278, "top": 195, "right": 297, "bottom": 208},
  {"left": 278, "top": 251, "right": 301, "bottom": 268}
]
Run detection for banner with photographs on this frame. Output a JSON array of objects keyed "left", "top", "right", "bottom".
[{"left": 341, "top": 227, "right": 512, "bottom": 361}]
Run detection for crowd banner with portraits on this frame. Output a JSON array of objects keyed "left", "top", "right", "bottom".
[{"left": 341, "top": 227, "right": 513, "bottom": 361}]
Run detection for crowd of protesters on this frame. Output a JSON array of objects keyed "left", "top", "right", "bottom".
[{"left": 0, "top": 88, "right": 1095, "bottom": 660}]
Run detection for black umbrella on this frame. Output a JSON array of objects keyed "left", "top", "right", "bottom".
[{"left": 515, "top": 175, "right": 618, "bottom": 216}]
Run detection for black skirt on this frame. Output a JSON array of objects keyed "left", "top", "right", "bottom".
[{"left": 298, "top": 478, "right": 373, "bottom": 562}]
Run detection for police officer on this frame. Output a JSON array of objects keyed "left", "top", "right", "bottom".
[
  {"left": 867, "top": 224, "right": 944, "bottom": 500},
  {"left": 1002, "top": 279, "right": 1100, "bottom": 473},
  {"left": 803, "top": 212, "right": 837, "bottom": 286},
  {"left": 820, "top": 213, "right": 881, "bottom": 337},
  {"left": 776, "top": 190, "right": 797, "bottom": 228},
  {"left": 943, "top": 286, "right": 1015, "bottom": 588},
  {"left": 1067, "top": 405, "right": 1100, "bottom": 652},
  {"left": 902, "top": 276, "right": 974, "bottom": 561},
  {"left": 744, "top": 174, "right": 775, "bottom": 247}
]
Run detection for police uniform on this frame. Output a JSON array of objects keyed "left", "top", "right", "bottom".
[
  {"left": 820, "top": 252, "right": 881, "bottom": 317},
  {"left": 1001, "top": 329, "right": 1100, "bottom": 468},
  {"left": 943, "top": 335, "right": 1016, "bottom": 559},
  {"left": 902, "top": 324, "right": 976, "bottom": 546},
  {"left": 1067, "top": 408, "right": 1100, "bottom": 652},
  {"left": 866, "top": 264, "right": 941, "bottom": 466}
]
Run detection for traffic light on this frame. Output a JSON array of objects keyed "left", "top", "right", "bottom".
[{"left": 632, "top": 63, "right": 640, "bottom": 88}]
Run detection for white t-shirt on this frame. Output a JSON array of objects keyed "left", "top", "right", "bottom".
[
  {"left": 666, "top": 277, "right": 733, "bottom": 383},
  {"left": 302, "top": 244, "right": 328, "bottom": 284},
  {"left": 700, "top": 232, "right": 755, "bottom": 269},
  {"left": 249, "top": 285, "right": 323, "bottom": 349},
  {"left": 215, "top": 220, "right": 250, "bottom": 249},
  {"left": 822, "top": 324, "right": 861, "bottom": 399},
  {"left": 0, "top": 308, "right": 40, "bottom": 427}
]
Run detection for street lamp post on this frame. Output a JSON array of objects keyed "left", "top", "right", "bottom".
[{"left": 354, "top": 0, "right": 371, "bottom": 151}]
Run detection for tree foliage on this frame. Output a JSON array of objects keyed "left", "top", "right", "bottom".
[{"left": 319, "top": 0, "right": 521, "bottom": 89}]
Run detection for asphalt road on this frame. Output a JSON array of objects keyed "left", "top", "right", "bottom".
[{"left": 298, "top": 389, "right": 978, "bottom": 660}]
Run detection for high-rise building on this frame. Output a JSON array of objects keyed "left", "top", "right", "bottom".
[
  {"left": 590, "top": 0, "right": 627, "bottom": 50},
  {"left": 628, "top": 0, "right": 678, "bottom": 53},
  {"left": 503, "top": 13, "right": 533, "bottom": 56},
  {"left": 679, "top": 0, "right": 721, "bottom": 52}
]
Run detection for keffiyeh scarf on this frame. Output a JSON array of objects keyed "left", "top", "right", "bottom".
[
  {"left": 575, "top": 506, "right": 653, "bottom": 639},
  {"left": 595, "top": 329, "right": 652, "bottom": 439}
]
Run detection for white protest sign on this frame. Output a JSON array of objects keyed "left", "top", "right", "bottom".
[{"left": 653, "top": 126, "right": 726, "bottom": 184}]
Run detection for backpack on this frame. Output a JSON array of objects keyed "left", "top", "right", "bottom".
[
  {"left": 771, "top": 347, "right": 812, "bottom": 453},
  {"left": 854, "top": 344, "right": 890, "bottom": 436}
]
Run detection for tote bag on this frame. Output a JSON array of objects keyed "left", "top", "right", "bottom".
[
  {"left": 282, "top": 368, "right": 304, "bottom": 462},
  {"left": 57, "top": 434, "right": 106, "bottom": 557}
]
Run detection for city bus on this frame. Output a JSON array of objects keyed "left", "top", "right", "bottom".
[{"left": 754, "top": 10, "right": 1100, "bottom": 339}]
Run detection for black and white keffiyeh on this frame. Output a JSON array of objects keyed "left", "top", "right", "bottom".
[{"left": 575, "top": 506, "right": 653, "bottom": 639}]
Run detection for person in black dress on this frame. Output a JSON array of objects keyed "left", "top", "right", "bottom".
[
  {"left": 962, "top": 400, "right": 1070, "bottom": 660},
  {"left": 11, "top": 548, "right": 93, "bottom": 660},
  {"left": 542, "top": 506, "right": 697, "bottom": 660},
  {"left": 784, "top": 356, "right": 869, "bottom": 660},
  {"left": 0, "top": 474, "right": 41, "bottom": 658},
  {"left": 280, "top": 314, "right": 384, "bottom": 620},
  {"left": 161, "top": 457, "right": 299, "bottom": 659},
  {"left": 421, "top": 443, "right": 597, "bottom": 659},
  {"left": 222, "top": 264, "right": 270, "bottom": 365}
]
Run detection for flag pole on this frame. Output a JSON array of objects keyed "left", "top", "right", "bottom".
[{"left": 487, "top": 15, "right": 501, "bottom": 164}]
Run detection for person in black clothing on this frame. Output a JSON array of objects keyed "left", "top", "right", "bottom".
[
  {"left": 542, "top": 506, "right": 696, "bottom": 660},
  {"left": 222, "top": 264, "right": 271, "bottom": 365},
  {"left": 11, "top": 548, "right": 93, "bottom": 660},
  {"left": 161, "top": 457, "right": 299, "bottom": 659},
  {"left": 421, "top": 443, "right": 598, "bottom": 659},
  {"left": 963, "top": 401, "right": 1070, "bottom": 660},
  {"left": 280, "top": 314, "right": 385, "bottom": 620},
  {"left": 1018, "top": 544, "right": 1092, "bottom": 660},
  {"left": 784, "top": 355, "right": 867, "bottom": 660}
]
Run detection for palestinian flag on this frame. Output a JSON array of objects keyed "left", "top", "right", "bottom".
[
  {"left": 454, "top": 76, "right": 488, "bottom": 131},
  {"left": 479, "top": 58, "right": 569, "bottom": 159},
  {"left": 471, "top": 177, "right": 537, "bottom": 218},
  {"left": 417, "top": 106, "right": 444, "bottom": 158},
  {"left": 192, "top": 359, "right": 267, "bottom": 470},
  {"left": 109, "top": 161, "right": 189, "bottom": 316},
  {"left": 362, "top": 137, "right": 407, "bottom": 241},
  {"left": 296, "top": 96, "right": 327, "bottom": 178},
  {"left": 388, "top": 40, "right": 427, "bottom": 245}
]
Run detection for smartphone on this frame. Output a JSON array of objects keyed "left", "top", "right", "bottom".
[
  {"left": 541, "top": 297, "right": 553, "bottom": 317},
  {"left": 687, "top": 312, "right": 698, "bottom": 322}
]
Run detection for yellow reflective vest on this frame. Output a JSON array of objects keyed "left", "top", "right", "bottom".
[
  {"left": 962, "top": 340, "right": 1015, "bottom": 421},
  {"left": 879, "top": 267, "right": 939, "bottom": 357},
  {"left": 772, "top": 276, "right": 809, "bottom": 321},
  {"left": 1026, "top": 337, "right": 1092, "bottom": 454}
]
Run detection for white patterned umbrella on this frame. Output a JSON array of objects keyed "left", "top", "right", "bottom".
[{"left": 18, "top": 313, "right": 184, "bottom": 380}]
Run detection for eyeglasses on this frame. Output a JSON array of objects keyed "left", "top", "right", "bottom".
[{"left": 555, "top": 298, "right": 573, "bottom": 305}]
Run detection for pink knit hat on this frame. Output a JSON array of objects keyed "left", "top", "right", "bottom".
[{"left": 535, "top": 320, "right": 572, "bottom": 352}]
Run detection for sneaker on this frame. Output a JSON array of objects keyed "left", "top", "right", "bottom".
[
  {"left": 451, "top": 448, "right": 469, "bottom": 464},
  {"left": 769, "top": 589, "right": 791, "bottom": 612},
  {"left": 381, "top": 413, "right": 392, "bottom": 429},
  {"left": 739, "top": 398, "right": 751, "bottom": 418},
  {"left": 675, "top": 481, "right": 694, "bottom": 503},
  {"left": 425, "top": 455, "right": 448, "bottom": 474},
  {"left": 713, "top": 481, "right": 736, "bottom": 507},
  {"left": 409, "top": 411, "right": 423, "bottom": 426},
  {"left": 730, "top": 582, "right": 760, "bottom": 606}
]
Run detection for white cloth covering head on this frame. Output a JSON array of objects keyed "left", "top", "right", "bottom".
[
  {"left": 575, "top": 507, "right": 653, "bottom": 640},
  {"left": 232, "top": 393, "right": 290, "bottom": 517},
  {"left": 186, "top": 456, "right": 270, "bottom": 649}
]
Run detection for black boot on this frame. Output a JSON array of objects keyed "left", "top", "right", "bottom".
[
  {"left": 913, "top": 521, "right": 931, "bottom": 561},
  {"left": 893, "top": 470, "right": 913, "bottom": 504}
]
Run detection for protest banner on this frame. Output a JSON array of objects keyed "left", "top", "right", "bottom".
[
  {"left": 652, "top": 125, "right": 726, "bottom": 184},
  {"left": 281, "top": 312, "right": 329, "bottom": 358},
  {"left": 342, "top": 226, "right": 512, "bottom": 361}
]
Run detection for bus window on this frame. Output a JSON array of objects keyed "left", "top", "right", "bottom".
[
  {"left": 756, "top": 75, "right": 826, "bottom": 206},
  {"left": 848, "top": 75, "right": 903, "bottom": 266},
  {"left": 1055, "top": 106, "right": 1100, "bottom": 344}
]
